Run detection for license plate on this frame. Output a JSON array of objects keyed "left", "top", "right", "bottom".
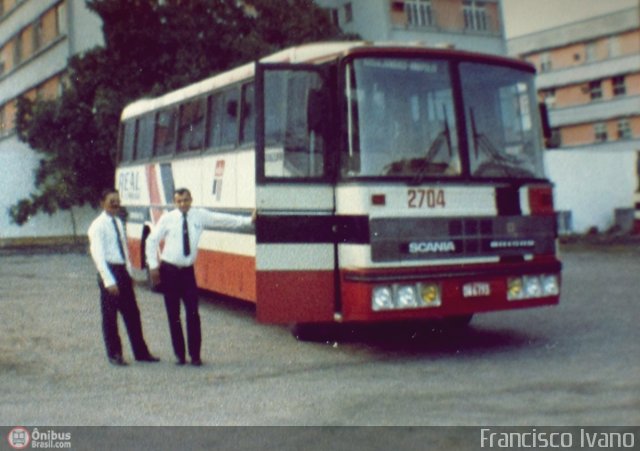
[{"left": 463, "top": 282, "right": 491, "bottom": 298}]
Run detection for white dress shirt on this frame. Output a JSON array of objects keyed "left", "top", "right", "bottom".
[
  {"left": 88, "top": 211, "right": 131, "bottom": 287},
  {"left": 146, "top": 208, "right": 252, "bottom": 269}
]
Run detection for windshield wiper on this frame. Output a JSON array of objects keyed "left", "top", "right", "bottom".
[
  {"left": 469, "top": 108, "right": 523, "bottom": 177},
  {"left": 411, "top": 110, "right": 452, "bottom": 185}
]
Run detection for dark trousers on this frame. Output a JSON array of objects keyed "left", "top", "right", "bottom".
[
  {"left": 98, "top": 264, "right": 152, "bottom": 360},
  {"left": 160, "top": 262, "right": 201, "bottom": 361}
]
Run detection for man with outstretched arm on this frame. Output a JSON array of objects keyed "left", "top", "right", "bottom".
[{"left": 146, "top": 188, "right": 255, "bottom": 367}]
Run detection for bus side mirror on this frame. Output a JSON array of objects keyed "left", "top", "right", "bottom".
[{"left": 539, "top": 102, "right": 551, "bottom": 140}]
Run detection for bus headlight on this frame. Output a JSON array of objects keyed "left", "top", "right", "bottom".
[
  {"left": 372, "top": 286, "right": 394, "bottom": 311},
  {"left": 508, "top": 274, "right": 559, "bottom": 301},
  {"left": 541, "top": 274, "right": 559, "bottom": 296},
  {"left": 396, "top": 285, "right": 418, "bottom": 308},
  {"left": 371, "top": 283, "right": 442, "bottom": 311},
  {"left": 524, "top": 276, "right": 542, "bottom": 298}
]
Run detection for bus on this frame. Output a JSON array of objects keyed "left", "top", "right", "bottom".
[{"left": 116, "top": 42, "right": 561, "bottom": 339}]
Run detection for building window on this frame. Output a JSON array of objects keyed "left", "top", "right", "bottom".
[
  {"left": 585, "top": 41, "right": 597, "bottom": 62},
  {"left": 612, "top": 76, "right": 626, "bottom": 96},
  {"left": 33, "top": 17, "right": 44, "bottom": 52},
  {"left": 594, "top": 123, "right": 607, "bottom": 142},
  {"left": 13, "top": 33, "right": 24, "bottom": 66},
  {"left": 0, "top": 105, "right": 5, "bottom": 135},
  {"left": 607, "top": 36, "right": 620, "bottom": 58},
  {"left": 540, "top": 52, "right": 552, "bottom": 73},
  {"left": 344, "top": 3, "right": 353, "bottom": 23},
  {"left": 56, "top": 2, "right": 67, "bottom": 36},
  {"left": 617, "top": 119, "right": 632, "bottom": 140},
  {"left": 406, "top": 0, "right": 433, "bottom": 27},
  {"left": 589, "top": 80, "right": 602, "bottom": 101},
  {"left": 463, "top": 0, "right": 488, "bottom": 32}
]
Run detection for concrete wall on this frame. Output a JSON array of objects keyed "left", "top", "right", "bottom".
[
  {"left": 0, "top": 137, "right": 96, "bottom": 243},
  {"left": 545, "top": 149, "right": 637, "bottom": 233}
]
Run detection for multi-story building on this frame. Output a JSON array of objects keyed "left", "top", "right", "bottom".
[
  {"left": 0, "top": 0, "right": 102, "bottom": 246},
  {"left": 509, "top": 7, "right": 640, "bottom": 234},
  {"left": 1, "top": 0, "right": 507, "bottom": 245},
  {"left": 315, "top": 0, "right": 507, "bottom": 54}
]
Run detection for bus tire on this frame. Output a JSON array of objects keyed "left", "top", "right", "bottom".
[
  {"left": 441, "top": 314, "right": 474, "bottom": 329},
  {"left": 291, "top": 323, "right": 333, "bottom": 342}
]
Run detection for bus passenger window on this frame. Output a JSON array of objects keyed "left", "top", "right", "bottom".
[
  {"left": 135, "top": 114, "right": 154, "bottom": 160},
  {"left": 221, "top": 89, "right": 239, "bottom": 147},
  {"left": 206, "top": 93, "right": 223, "bottom": 149},
  {"left": 240, "top": 83, "right": 255, "bottom": 145},
  {"left": 177, "top": 99, "right": 205, "bottom": 153},
  {"left": 154, "top": 109, "right": 177, "bottom": 156},
  {"left": 121, "top": 120, "right": 136, "bottom": 162}
]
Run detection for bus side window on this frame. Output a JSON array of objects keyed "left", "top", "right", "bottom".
[
  {"left": 263, "top": 69, "right": 326, "bottom": 178},
  {"left": 207, "top": 93, "right": 223, "bottom": 150},
  {"left": 177, "top": 99, "right": 205, "bottom": 153},
  {"left": 221, "top": 88, "right": 239, "bottom": 148},
  {"left": 154, "top": 108, "right": 177, "bottom": 156},
  {"left": 240, "top": 83, "right": 255, "bottom": 145},
  {"left": 135, "top": 113, "right": 154, "bottom": 160},
  {"left": 121, "top": 119, "right": 137, "bottom": 162}
]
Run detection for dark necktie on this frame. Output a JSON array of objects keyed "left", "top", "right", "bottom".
[
  {"left": 182, "top": 212, "right": 191, "bottom": 256},
  {"left": 112, "top": 217, "right": 126, "bottom": 260}
]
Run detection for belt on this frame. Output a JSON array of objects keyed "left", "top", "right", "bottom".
[{"left": 161, "top": 261, "right": 193, "bottom": 270}]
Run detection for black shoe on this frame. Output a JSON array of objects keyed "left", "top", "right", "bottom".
[
  {"left": 191, "top": 359, "right": 203, "bottom": 367},
  {"left": 137, "top": 354, "right": 160, "bottom": 363},
  {"left": 176, "top": 358, "right": 186, "bottom": 366},
  {"left": 109, "top": 356, "right": 128, "bottom": 366}
]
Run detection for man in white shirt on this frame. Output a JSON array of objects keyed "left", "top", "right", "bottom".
[
  {"left": 146, "top": 188, "right": 254, "bottom": 366},
  {"left": 88, "top": 189, "right": 159, "bottom": 366}
]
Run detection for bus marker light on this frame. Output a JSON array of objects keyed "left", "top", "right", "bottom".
[
  {"left": 419, "top": 283, "right": 441, "bottom": 307},
  {"left": 371, "top": 194, "right": 386, "bottom": 206},
  {"left": 507, "top": 278, "right": 524, "bottom": 300}
]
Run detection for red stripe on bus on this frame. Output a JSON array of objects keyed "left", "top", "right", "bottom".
[
  {"left": 127, "top": 237, "right": 143, "bottom": 269},
  {"left": 146, "top": 164, "right": 163, "bottom": 224},
  {"left": 194, "top": 249, "right": 257, "bottom": 303},
  {"left": 256, "top": 270, "right": 335, "bottom": 324}
]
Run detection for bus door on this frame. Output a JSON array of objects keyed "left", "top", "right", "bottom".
[{"left": 255, "top": 63, "right": 337, "bottom": 324}]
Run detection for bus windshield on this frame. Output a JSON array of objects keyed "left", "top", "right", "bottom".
[
  {"left": 460, "top": 62, "right": 544, "bottom": 179},
  {"left": 343, "top": 57, "right": 545, "bottom": 180},
  {"left": 344, "top": 58, "right": 460, "bottom": 179}
]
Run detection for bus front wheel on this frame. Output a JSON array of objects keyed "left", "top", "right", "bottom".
[
  {"left": 291, "top": 323, "right": 334, "bottom": 342},
  {"left": 441, "top": 314, "right": 474, "bottom": 329}
]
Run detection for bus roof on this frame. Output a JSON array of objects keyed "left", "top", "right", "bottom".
[{"left": 120, "top": 41, "right": 533, "bottom": 121}]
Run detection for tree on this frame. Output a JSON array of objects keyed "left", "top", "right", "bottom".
[{"left": 11, "top": 0, "right": 349, "bottom": 226}]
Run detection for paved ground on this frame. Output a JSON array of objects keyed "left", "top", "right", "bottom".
[{"left": 0, "top": 242, "right": 638, "bottom": 438}]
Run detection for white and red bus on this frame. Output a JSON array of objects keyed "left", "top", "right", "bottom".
[{"left": 116, "top": 42, "right": 561, "bottom": 338}]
